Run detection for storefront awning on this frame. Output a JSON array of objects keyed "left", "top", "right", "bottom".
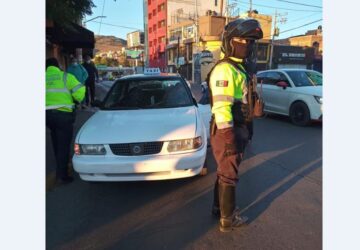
[{"left": 46, "top": 22, "right": 95, "bottom": 49}]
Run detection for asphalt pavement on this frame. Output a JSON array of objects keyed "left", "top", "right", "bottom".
[{"left": 46, "top": 81, "right": 322, "bottom": 249}]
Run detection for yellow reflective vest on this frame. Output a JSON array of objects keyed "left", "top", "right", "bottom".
[
  {"left": 209, "top": 57, "right": 248, "bottom": 129},
  {"left": 46, "top": 66, "right": 85, "bottom": 112}
]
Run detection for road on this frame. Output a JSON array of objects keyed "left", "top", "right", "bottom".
[{"left": 46, "top": 81, "right": 322, "bottom": 249}]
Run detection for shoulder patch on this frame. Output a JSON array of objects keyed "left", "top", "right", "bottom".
[{"left": 216, "top": 80, "right": 228, "bottom": 87}]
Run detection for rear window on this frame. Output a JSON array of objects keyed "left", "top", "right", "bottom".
[
  {"left": 102, "top": 77, "right": 193, "bottom": 110},
  {"left": 286, "top": 71, "right": 323, "bottom": 87}
]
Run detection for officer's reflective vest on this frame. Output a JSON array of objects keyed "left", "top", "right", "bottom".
[
  {"left": 208, "top": 57, "right": 248, "bottom": 129},
  {"left": 46, "top": 66, "right": 85, "bottom": 112}
]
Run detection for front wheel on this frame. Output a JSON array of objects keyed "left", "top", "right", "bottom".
[
  {"left": 290, "top": 102, "right": 310, "bottom": 126},
  {"left": 199, "top": 159, "right": 208, "bottom": 176}
]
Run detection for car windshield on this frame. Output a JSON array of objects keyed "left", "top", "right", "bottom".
[
  {"left": 286, "top": 71, "right": 323, "bottom": 87},
  {"left": 102, "top": 77, "right": 193, "bottom": 110}
]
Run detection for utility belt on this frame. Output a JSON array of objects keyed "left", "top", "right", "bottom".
[{"left": 210, "top": 101, "right": 251, "bottom": 136}]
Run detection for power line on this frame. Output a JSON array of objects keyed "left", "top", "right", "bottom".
[
  {"left": 236, "top": 3, "right": 321, "bottom": 25},
  {"left": 98, "top": 0, "right": 106, "bottom": 35},
  {"left": 262, "top": 18, "right": 322, "bottom": 39},
  {"left": 276, "top": 0, "right": 322, "bottom": 9},
  {"left": 286, "top": 12, "right": 321, "bottom": 24},
  {"left": 235, "top": 0, "right": 322, "bottom": 12},
  {"left": 90, "top": 20, "right": 140, "bottom": 30},
  {"left": 280, "top": 19, "right": 322, "bottom": 34}
]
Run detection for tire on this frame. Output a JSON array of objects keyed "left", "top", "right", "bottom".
[
  {"left": 289, "top": 101, "right": 311, "bottom": 126},
  {"left": 199, "top": 159, "right": 208, "bottom": 176}
]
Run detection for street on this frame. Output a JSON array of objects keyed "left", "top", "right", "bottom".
[{"left": 46, "top": 82, "right": 322, "bottom": 250}]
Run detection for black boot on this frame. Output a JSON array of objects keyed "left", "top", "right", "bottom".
[
  {"left": 212, "top": 179, "right": 220, "bottom": 217},
  {"left": 218, "top": 183, "right": 248, "bottom": 232}
]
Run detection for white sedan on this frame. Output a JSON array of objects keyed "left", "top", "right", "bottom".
[
  {"left": 73, "top": 73, "right": 209, "bottom": 182},
  {"left": 256, "top": 69, "right": 322, "bottom": 126}
]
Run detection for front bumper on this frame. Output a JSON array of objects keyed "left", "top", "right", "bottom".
[
  {"left": 73, "top": 145, "right": 207, "bottom": 181},
  {"left": 310, "top": 103, "right": 322, "bottom": 121}
]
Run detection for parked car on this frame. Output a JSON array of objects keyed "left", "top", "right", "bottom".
[
  {"left": 73, "top": 70, "right": 210, "bottom": 182},
  {"left": 256, "top": 69, "right": 322, "bottom": 126}
]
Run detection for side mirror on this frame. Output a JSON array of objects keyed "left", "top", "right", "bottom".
[
  {"left": 92, "top": 99, "right": 103, "bottom": 108},
  {"left": 276, "top": 81, "right": 288, "bottom": 89}
]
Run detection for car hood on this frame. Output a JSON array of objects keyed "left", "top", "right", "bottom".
[
  {"left": 77, "top": 106, "right": 197, "bottom": 144},
  {"left": 290, "top": 86, "right": 322, "bottom": 96}
]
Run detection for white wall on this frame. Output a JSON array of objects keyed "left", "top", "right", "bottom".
[{"left": 167, "top": 0, "right": 225, "bottom": 26}]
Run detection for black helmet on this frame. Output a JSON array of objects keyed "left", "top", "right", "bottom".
[{"left": 221, "top": 18, "right": 263, "bottom": 57}]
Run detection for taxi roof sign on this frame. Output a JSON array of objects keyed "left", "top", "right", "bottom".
[{"left": 144, "top": 68, "right": 161, "bottom": 75}]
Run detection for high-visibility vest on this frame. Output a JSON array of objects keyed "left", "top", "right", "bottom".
[
  {"left": 208, "top": 57, "right": 248, "bottom": 129},
  {"left": 46, "top": 66, "right": 85, "bottom": 112}
]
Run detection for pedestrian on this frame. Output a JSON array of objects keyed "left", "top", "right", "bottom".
[
  {"left": 207, "top": 19, "right": 263, "bottom": 232},
  {"left": 46, "top": 57, "right": 85, "bottom": 184},
  {"left": 82, "top": 55, "right": 99, "bottom": 107},
  {"left": 67, "top": 56, "right": 88, "bottom": 85},
  {"left": 67, "top": 56, "right": 88, "bottom": 109}
]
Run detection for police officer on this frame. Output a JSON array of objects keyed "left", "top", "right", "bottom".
[
  {"left": 208, "top": 19, "right": 263, "bottom": 232},
  {"left": 46, "top": 58, "right": 85, "bottom": 184}
]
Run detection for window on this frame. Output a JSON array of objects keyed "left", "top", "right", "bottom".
[
  {"left": 286, "top": 70, "right": 322, "bottom": 87},
  {"left": 153, "top": 9, "right": 156, "bottom": 16},
  {"left": 149, "top": 27, "right": 152, "bottom": 33},
  {"left": 158, "top": 20, "right": 165, "bottom": 28},
  {"left": 257, "top": 44, "right": 269, "bottom": 61},
  {"left": 257, "top": 72, "right": 289, "bottom": 86},
  {"left": 158, "top": 3, "right": 165, "bottom": 12},
  {"left": 102, "top": 78, "right": 193, "bottom": 110},
  {"left": 159, "top": 36, "right": 165, "bottom": 43},
  {"left": 184, "top": 26, "right": 194, "bottom": 38},
  {"left": 149, "top": 41, "right": 153, "bottom": 47},
  {"left": 169, "top": 28, "right": 182, "bottom": 42},
  {"left": 149, "top": 13, "right": 152, "bottom": 20},
  {"left": 149, "top": 0, "right": 151, "bottom": 4},
  {"left": 215, "top": 0, "right": 218, "bottom": 6},
  {"left": 153, "top": 24, "right": 156, "bottom": 32}
]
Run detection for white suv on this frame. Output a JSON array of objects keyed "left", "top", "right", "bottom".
[{"left": 256, "top": 69, "right": 322, "bottom": 126}]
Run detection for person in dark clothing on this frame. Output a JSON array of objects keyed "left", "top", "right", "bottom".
[{"left": 82, "top": 55, "right": 99, "bottom": 106}]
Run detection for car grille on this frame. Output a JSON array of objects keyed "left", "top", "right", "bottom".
[{"left": 109, "top": 142, "right": 164, "bottom": 156}]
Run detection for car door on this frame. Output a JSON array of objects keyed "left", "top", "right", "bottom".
[
  {"left": 257, "top": 72, "right": 275, "bottom": 113},
  {"left": 197, "top": 87, "right": 211, "bottom": 139},
  {"left": 258, "top": 71, "right": 291, "bottom": 115}
]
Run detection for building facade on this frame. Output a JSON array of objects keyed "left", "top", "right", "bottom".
[
  {"left": 146, "top": 0, "right": 223, "bottom": 71},
  {"left": 127, "top": 30, "right": 145, "bottom": 67},
  {"left": 166, "top": 12, "right": 273, "bottom": 82}
]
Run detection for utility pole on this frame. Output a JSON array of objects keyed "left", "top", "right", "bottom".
[
  {"left": 269, "top": 10, "right": 287, "bottom": 69},
  {"left": 225, "top": 0, "right": 229, "bottom": 25},
  {"left": 195, "top": 0, "right": 199, "bottom": 52},
  {"left": 220, "top": 0, "right": 224, "bottom": 17},
  {"left": 249, "top": 0, "right": 252, "bottom": 14}
]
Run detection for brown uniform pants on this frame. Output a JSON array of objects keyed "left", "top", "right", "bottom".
[{"left": 210, "top": 124, "right": 249, "bottom": 186}]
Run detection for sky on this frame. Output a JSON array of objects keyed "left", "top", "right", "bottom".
[{"left": 84, "top": 0, "right": 322, "bottom": 40}]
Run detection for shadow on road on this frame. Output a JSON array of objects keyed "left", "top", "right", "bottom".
[
  {"left": 47, "top": 116, "right": 322, "bottom": 249},
  {"left": 46, "top": 82, "right": 322, "bottom": 249}
]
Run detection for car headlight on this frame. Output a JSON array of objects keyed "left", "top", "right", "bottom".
[
  {"left": 314, "top": 96, "right": 323, "bottom": 104},
  {"left": 167, "top": 136, "right": 203, "bottom": 152},
  {"left": 74, "top": 144, "right": 106, "bottom": 155}
]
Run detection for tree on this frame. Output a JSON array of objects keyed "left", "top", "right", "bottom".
[
  {"left": 100, "top": 57, "right": 108, "bottom": 66},
  {"left": 94, "top": 56, "right": 102, "bottom": 65},
  {"left": 47, "top": 0, "right": 96, "bottom": 26}
]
